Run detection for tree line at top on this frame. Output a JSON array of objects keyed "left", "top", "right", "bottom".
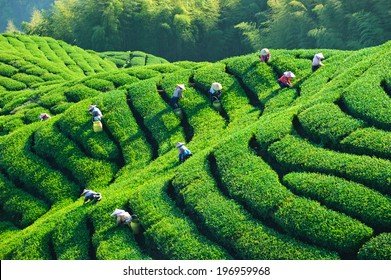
[{"left": 4, "top": 0, "right": 391, "bottom": 61}]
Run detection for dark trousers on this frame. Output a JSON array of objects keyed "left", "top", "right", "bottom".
[
  {"left": 171, "top": 96, "right": 179, "bottom": 108},
  {"left": 278, "top": 81, "right": 290, "bottom": 89},
  {"left": 312, "top": 65, "right": 321, "bottom": 72}
]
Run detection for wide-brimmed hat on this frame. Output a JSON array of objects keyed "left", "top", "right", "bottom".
[
  {"left": 88, "top": 105, "right": 97, "bottom": 111},
  {"left": 284, "top": 71, "right": 295, "bottom": 78},
  {"left": 176, "top": 142, "right": 184, "bottom": 148},
  {"left": 315, "top": 53, "right": 324, "bottom": 59},
  {"left": 211, "top": 82, "right": 222, "bottom": 91},
  {"left": 81, "top": 189, "right": 89, "bottom": 196},
  {"left": 260, "top": 48, "right": 270, "bottom": 56},
  {"left": 111, "top": 209, "right": 125, "bottom": 217},
  {"left": 177, "top": 84, "right": 186, "bottom": 90}
]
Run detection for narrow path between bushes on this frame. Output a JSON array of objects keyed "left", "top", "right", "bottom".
[
  {"left": 126, "top": 97, "right": 159, "bottom": 160},
  {"left": 156, "top": 85, "right": 194, "bottom": 143}
]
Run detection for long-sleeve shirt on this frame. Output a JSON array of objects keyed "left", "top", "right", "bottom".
[
  {"left": 312, "top": 56, "right": 323, "bottom": 66},
  {"left": 278, "top": 75, "right": 292, "bottom": 85},
  {"left": 172, "top": 88, "right": 184, "bottom": 98},
  {"left": 91, "top": 107, "right": 102, "bottom": 118}
]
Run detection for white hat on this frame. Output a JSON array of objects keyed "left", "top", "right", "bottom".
[
  {"left": 81, "top": 189, "right": 89, "bottom": 196},
  {"left": 260, "top": 48, "right": 270, "bottom": 56},
  {"left": 211, "top": 82, "right": 222, "bottom": 91},
  {"left": 284, "top": 71, "right": 295, "bottom": 78},
  {"left": 111, "top": 209, "right": 125, "bottom": 217},
  {"left": 176, "top": 142, "right": 184, "bottom": 148},
  {"left": 315, "top": 53, "right": 324, "bottom": 59},
  {"left": 88, "top": 105, "right": 97, "bottom": 111},
  {"left": 177, "top": 84, "right": 186, "bottom": 90}
]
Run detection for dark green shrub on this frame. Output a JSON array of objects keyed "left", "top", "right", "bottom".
[
  {"left": 0, "top": 63, "right": 18, "bottom": 77},
  {"left": 64, "top": 84, "right": 101, "bottom": 102},
  {"left": 269, "top": 135, "right": 391, "bottom": 195},
  {"left": 0, "top": 173, "right": 49, "bottom": 227},
  {"left": 297, "top": 103, "right": 364, "bottom": 146},
  {"left": 358, "top": 233, "right": 391, "bottom": 260},
  {"left": 83, "top": 78, "right": 115, "bottom": 92},
  {"left": 341, "top": 127, "right": 391, "bottom": 159},
  {"left": 274, "top": 197, "right": 373, "bottom": 254},
  {"left": 283, "top": 172, "right": 391, "bottom": 230}
]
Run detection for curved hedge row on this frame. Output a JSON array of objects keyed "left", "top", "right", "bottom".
[
  {"left": 358, "top": 233, "right": 391, "bottom": 260},
  {"left": 268, "top": 135, "right": 391, "bottom": 195},
  {"left": 283, "top": 172, "right": 391, "bottom": 230},
  {"left": 34, "top": 122, "right": 117, "bottom": 188},
  {"left": 126, "top": 78, "right": 185, "bottom": 155},
  {"left": 341, "top": 127, "right": 391, "bottom": 159},
  {"left": 0, "top": 173, "right": 49, "bottom": 227},
  {"left": 0, "top": 125, "right": 80, "bottom": 204},
  {"left": 172, "top": 154, "right": 338, "bottom": 259},
  {"left": 297, "top": 103, "right": 364, "bottom": 146},
  {"left": 57, "top": 99, "right": 120, "bottom": 161}
]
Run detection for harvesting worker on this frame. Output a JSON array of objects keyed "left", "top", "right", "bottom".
[
  {"left": 209, "top": 82, "right": 222, "bottom": 103},
  {"left": 278, "top": 71, "right": 295, "bottom": 88},
  {"left": 39, "top": 113, "right": 51, "bottom": 121},
  {"left": 176, "top": 142, "right": 192, "bottom": 163},
  {"left": 259, "top": 48, "right": 271, "bottom": 63},
  {"left": 111, "top": 209, "right": 136, "bottom": 225},
  {"left": 81, "top": 189, "right": 102, "bottom": 204},
  {"left": 88, "top": 105, "right": 103, "bottom": 122},
  {"left": 171, "top": 84, "right": 186, "bottom": 109},
  {"left": 312, "top": 53, "right": 324, "bottom": 72}
]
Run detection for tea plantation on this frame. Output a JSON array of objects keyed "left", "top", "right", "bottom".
[{"left": 0, "top": 34, "right": 390, "bottom": 260}]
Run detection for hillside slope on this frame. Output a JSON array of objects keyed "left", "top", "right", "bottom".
[{"left": 0, "top": 34, "right": 390, "bottom": 260}]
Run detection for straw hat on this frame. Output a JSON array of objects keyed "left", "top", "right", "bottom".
[
  {"left": 88, "top": 104, "right": 97, "bottom": 111},
  {"left": 211, "top": 82, "right": 222, "bottom": 91},
  {"left": 176, "top": 142, "right": 184, "bottom": 148},
  {"left": 81, "top": 189, "right": 89, "bottom": 196},
  {"left": 177, "top": 84, "right": 186, "bottom": 90},
  {"left": 284, "top": 71, "right": 295, "bottom": 78},
  {"left": 111, "top": 209, "right": 125, "bottom": 217},
  {"left": 315, "top": 53, "right": 324, "bottom": 59},
  {"left": 260, "top": 48, "right": 270, "bottom": 56}
]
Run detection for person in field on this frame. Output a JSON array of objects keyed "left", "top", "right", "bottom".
[
  {"left": 176, "top": 142, "right": 192, "bottom": 163},
  {"left": 111, "top": 209, "right": 136, "bottom": 225},
  {"left": 312, "top": 53, "right": 324, "bottom": 72},
  {"left": 81, "top": 189, "right": 102, "bottom": 204},
  {"left": 39, "top": 113, "right": 51, "bottom": 121},
  {"left": 88, "top": 105, "right": 103, "bottom": 122},
  {"left": 278, "top": 71, "right": 295, "bottom": 88},
  {"left": 209, "top": 82, "right": 222, "bottom": 103},
  {"left": 259, "top": 48, "right": 271, "bottom": 63},
  {"left": 171, "top": 84, "right": 186, "bottom": 108}
]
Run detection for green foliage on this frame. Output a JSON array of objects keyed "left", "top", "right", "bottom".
[
  {"left": 34, "top": 122, "right": 117, "bottom": 188},
  {"left": 341, "top": 128, "right": 391, "bottom": 159},
  {"left": 358, "top": 234, "right": 391, "bottom": 260},
  {"left": 0, "top": 125, "right": 81, "bottom": 204},
  {"left": 83, "top": 78, "right": 115, "bottom": 92},
  {"left": 172, "top": 155, "right": 338, "bottom": 260},
  {"left": 268, "top": 135, "right": 391, "bottom": 195},
  {"left": 297, "top": 103, "right": 364, "bottom": 146},
  {"left": 64, "top": 84, "right": 101, "bottom": 103},
  {"left": 283, "top": 172, "right": 391, "bottom": 230},
  {"left": 274, "top": 197, "right": 373, "bottom": 254},
  {"left": 126, "top": 79, "right": 185, "bottom": 155},
  {"left": 0, "top": 173, "right": 49, "bottom": 227}
]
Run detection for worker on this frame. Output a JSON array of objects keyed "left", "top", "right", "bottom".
[
  {"left": 81, "top": 189, "right": 102, "bottom": 204},
  {"left": 278, "top": 71, "right": 295, "bottom": 88},
  {"left": 88, "top": 105, "right": 103, "bottom": 122},
  {"left": 176, "top": 142, "right": 192, "bottom": 163},
  {"left": 209, "top": 82, "right": 222, "bottom": 103},
  {"left": 312, "top": 53, "right": 324, "bottom": 72},
  {"left": 259, "top": 48, "right": 271, "bottom": 63},
  {"left": 110, "top": 209, "right": 136, "bottom": 225},
  {"left": 39, "top": 113, "right": 51, "bottom": 121},
  {"left": 171, "top": 84, "right": 186, "bottom": 109}
]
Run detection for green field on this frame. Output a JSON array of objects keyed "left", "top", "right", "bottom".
[{"left": 0, "top": 34, "right": 390, "bottom": 260}]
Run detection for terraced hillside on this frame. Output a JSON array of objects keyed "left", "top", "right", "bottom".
[{"left": 0, "top": 34, "right": 390, "bottom": 260}]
